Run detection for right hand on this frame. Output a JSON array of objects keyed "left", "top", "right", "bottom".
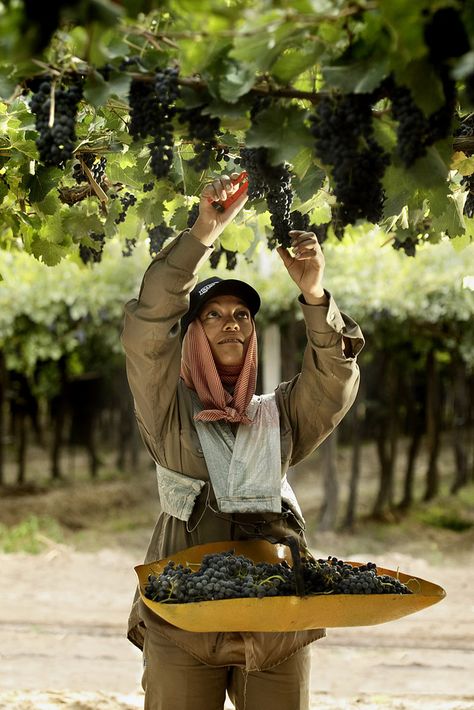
[{"left": 190, "top": 173, "right": 248, "bottom": 245}]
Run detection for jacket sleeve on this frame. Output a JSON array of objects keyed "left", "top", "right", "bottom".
[
  {"left": 275, "top": 290, "right": 364, "bottom": 466},
  {"left": 120, "top": 230, "right": 212, "bottom": 458}
]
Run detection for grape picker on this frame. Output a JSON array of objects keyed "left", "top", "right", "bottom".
[{"left": 121, "top": 174, "right": 364, "bottom": 709}]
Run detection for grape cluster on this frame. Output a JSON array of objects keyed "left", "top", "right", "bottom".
[
  {"left": 128, "top": 67, "right": 180, "bottom": 179},
  {"left": 389, "top": 84, "right": 428, "bottom": 167},
  {"left": 290, "top": 211, "right": 329, "bottom": 246},
  {"left": 73, "top": 154, "right": 107, "bottom": 185},
  {"left": 239, "top": 147, "right": 293, "bottom": 248},
  {"left": 310, "top": 93, "right": 389, "bottom": 228},
  {"left": 148, "top": 224, "right": 174, "bottom": 258},
  {"left": 178, "top": 105, "right": 221, "bottom": 171},
  {"left": 144, "top": 550, "right": 412, "bottom": 603},
  {"left": 29, "top": 76, "right": 83, "bottom": 168},
  {"left": 388, "top": 72, "right": 456, "bottom": 168},
  {"left": 216, "top": 146, "right": 230, "bottom": 163},
  {"left": 114, "top": 191, "right": 137, "bottom": 224},
  {"left": 79, "top": 233, "right": 105, "bottom": 265},
  {"left": 392, "top": 234, "right": 419, "bottom": 257},
  {"left": 457, "top": 115, "right": 474, "bottom": 218},
  {"left": 187, "top": 202, "right": 200, "bottom": 228},
  {"left": 209, "top": 247, "right": 238, "bottom": 271},
  {"left": 122, "top": 238, "right": 137, "bottom": 257},
  {"left": 425, "top": 66, "right": 456, "bottom": 146}
]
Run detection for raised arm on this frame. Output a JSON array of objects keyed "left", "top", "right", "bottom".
[
  {"left": 121, "top": 175, "right": 248, "bottom": 456},
  {"left": 276, "top": 231, "right": 364, "bottom": 463}
]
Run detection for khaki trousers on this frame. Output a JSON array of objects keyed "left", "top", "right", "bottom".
[{"left": 142, "top": 628, "right": 312, "bottom": 710}]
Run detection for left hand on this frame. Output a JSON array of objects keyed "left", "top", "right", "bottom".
[{"left": 277, "top": 231, "right": 326, "bottom": 304}]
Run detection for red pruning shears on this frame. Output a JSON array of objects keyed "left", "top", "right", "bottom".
[{"left": 209, "top": 171, "right": 248, "bottom": 212}]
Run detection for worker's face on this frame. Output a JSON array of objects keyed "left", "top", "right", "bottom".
[{"left": 198, "top": 295, "right": 253, "bottom": 367}]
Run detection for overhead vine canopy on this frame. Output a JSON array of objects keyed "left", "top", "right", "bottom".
[{"left": 1, "top": 0, "right": 474, "bottom": 267}]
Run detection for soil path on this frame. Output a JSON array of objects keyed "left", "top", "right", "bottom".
[{"left": 0, "top": 545, "right": 472, "bottom": 710}]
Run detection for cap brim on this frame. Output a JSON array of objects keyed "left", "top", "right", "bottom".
[{"left": 182, "top": 278, "right": 260, "bottom": 335}]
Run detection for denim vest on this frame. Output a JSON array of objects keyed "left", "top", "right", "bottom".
[{"left": 155, "top": 393, "right": 304, "bottom": 524}]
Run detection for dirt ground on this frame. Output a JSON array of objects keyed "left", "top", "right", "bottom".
[{"left": 0, "top": 451, "right": 473, "bottom": 710}]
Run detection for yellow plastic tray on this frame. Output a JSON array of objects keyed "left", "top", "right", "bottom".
[{"left": 135, "top": 539, "right": 446, "bottom": 632}]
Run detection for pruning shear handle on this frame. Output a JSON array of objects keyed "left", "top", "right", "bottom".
[{"left": 210, "top": 171, "right": 248, "bottom": 212}]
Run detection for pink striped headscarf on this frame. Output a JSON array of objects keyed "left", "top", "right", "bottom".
[{"left": 180, "top": 318, "right": 258, "bottom": 424}]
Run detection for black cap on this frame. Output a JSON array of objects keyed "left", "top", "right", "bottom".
[{"left": 181, "top": 277, "right": 260, "bottom": 335}]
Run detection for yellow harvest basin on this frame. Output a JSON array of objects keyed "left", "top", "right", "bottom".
[{"left": 135, "top": 539, "right": 445, "bottom": 632}]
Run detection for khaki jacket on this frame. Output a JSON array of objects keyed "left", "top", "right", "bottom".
[{"left": 121, "top": 230, "right": 364, "bottom": 669}]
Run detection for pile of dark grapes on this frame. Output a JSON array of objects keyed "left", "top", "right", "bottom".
[
  {"left": 128, "top": 66, "right": 180, "bottom": 180},
  {"left": 73, "top": 154, "right": 107, "bottom": 185},
  {"left": 310, "top": 93, "right": 389, "bottom": 229},
  {"left": 79, "top": 233, "right": 105, "bottom": 265},
  {"left": 144, "top": 551, "right": 412, "bottom": 604},
  {"left": 178, "top": 104, "right": 222, "bottom": 171},
  {"left": 239, "top": 147, "right": 293, "bottom": 249},
  {"left": 114, "top": 191, "right": 137, "bottom": 224},
  {"left": 29, "top": 76, "right": 83, "bottom": 168},
  {"left": 148, "top": 223, "right": 174, "bottom": 258}
]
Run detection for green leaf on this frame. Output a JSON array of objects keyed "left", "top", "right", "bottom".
[
  {"left": 220, "top": 222, "right": 254, "bottom": 253},
  {"left": 293, "top": 164, "right": 325, "bottom": 202},
  {"left": 169, "top": 205, "right": 189, "bottom": 232},
  {"left": 395, "top": 60, "right": 445, "bottom": 116},
  {"left": 26, "top": 167, "right": 63, "bottom": 203},
  {"left": 431, "top": 197, "right": 464, "bottom": 237},
  {"left": 38, "top": 210, "right": 68, "bottom": 244},
  {"left": 36, "top": 191, "right": 61, "bottom": 216},
  {"left": 136, "top": 195, "right": 165, "bottom": 226},
  {"left": 83, "top": 70, "right": 114, "bottom": 108},
  {"left": 272, "top": 46, "right": 322, "bottom": 84},
  {"left": 291, "top": 148, "right": 314, "bottom": 180},
  {"left": 30, "top": 237, "right": 69, "bottom": 266},
  {"left": 10, "top": 139, "right": 37, "bottom": 159},
  {"left": 63, "top": 210, "right": 104, "bottom": 240},
  {"left": 230, "top": 30, "right": 278, "bottom": 70},
  {"left": 246, "top": 105, "right": 312, "bottom": 164},
  {"left": 322, "top": 57, "right": 390, "bottom": 93},
  {"left": 218, "top": 61, "right": 256, "bottom": 103}
]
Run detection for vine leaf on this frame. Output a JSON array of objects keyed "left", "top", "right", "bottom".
[
  {"left": 31, "top": 237, "right": 69, "bottom": 266},
  {"left": 246, "top": 105, "right": 312, "bottom": 164},
  {"left": 217, "top": 60, "right": 256, "bottom": 103},
  {"left": 431, "top": 194, "right": 465, "bottom": 238},
  {"left": 322, "top": 58, "right": 390, "bottom": 93}
]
